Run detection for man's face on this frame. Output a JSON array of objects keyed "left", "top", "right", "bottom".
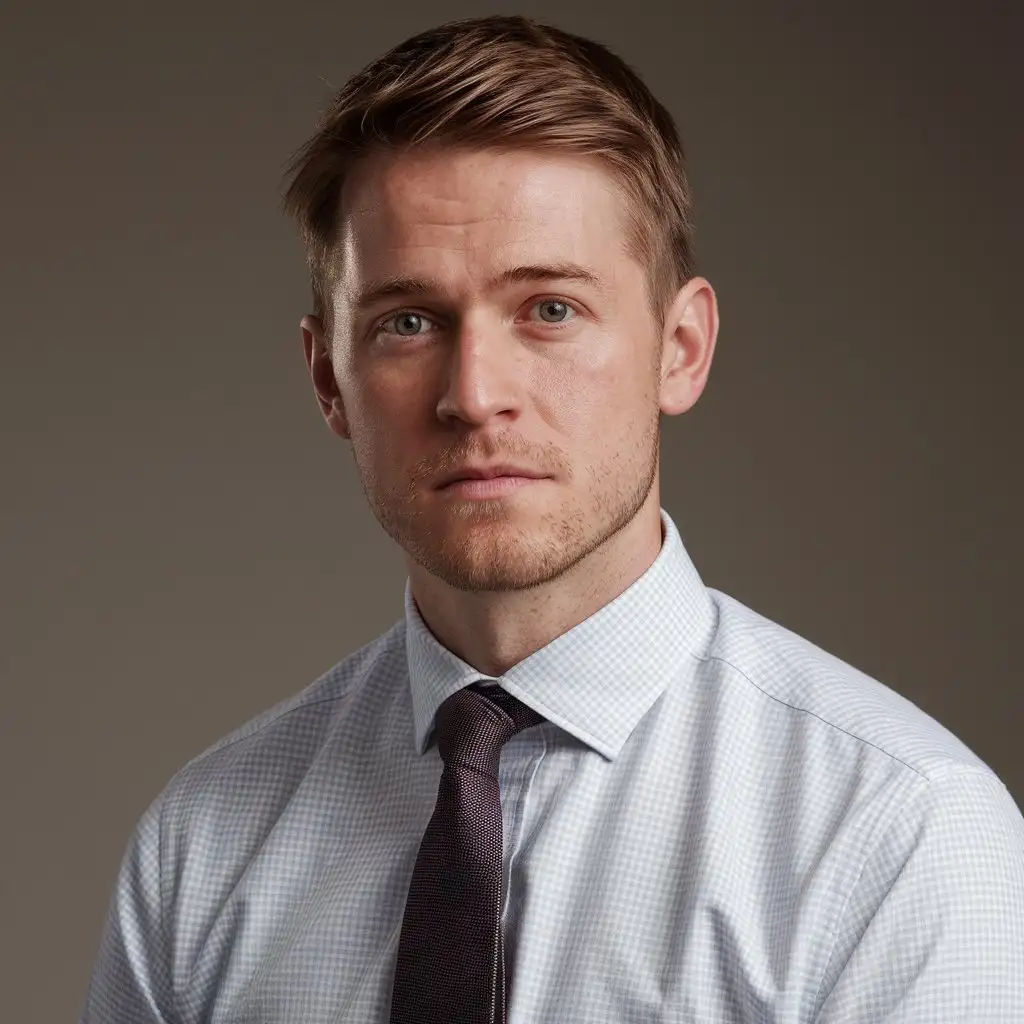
[{"left": 322, "top": 146, "right": 671, "bottom": 593}]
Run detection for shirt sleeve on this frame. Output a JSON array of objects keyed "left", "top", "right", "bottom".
[
  {"left": 78, "top": 792, "right": 178, "bottom": 1024},
  {"left": 814, "top": 767, "right": 1024, "bottom": 1022}
]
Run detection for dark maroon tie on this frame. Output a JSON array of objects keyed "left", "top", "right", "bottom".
[{"left": 389, "top": 682, "right": 545, "bottom": 1024}]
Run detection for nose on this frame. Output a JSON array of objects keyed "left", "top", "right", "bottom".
[{"left": 435, "top": 318, "right": 524, "bottom": 427}]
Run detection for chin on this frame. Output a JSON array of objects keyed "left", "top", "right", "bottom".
[{"left": 406, "top": 511, "right": 582, "bottom": 592}]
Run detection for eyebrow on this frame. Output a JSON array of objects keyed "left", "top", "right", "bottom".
[{"left": 351, "top": 262, "right": 608, "bottom": 315}]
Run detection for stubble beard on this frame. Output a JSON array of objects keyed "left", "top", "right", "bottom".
[{"left": 356, "top": 410, "right": 661, "bottom": 594}]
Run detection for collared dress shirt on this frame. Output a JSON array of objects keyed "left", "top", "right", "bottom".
[{"left": 80, "top": 507, "right": 1024, "bottom": 1023}]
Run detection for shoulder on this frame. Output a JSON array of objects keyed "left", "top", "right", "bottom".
[
  {"left": 703, "top": 588, "right": 995, "bottom": 782},
  {"left": 155, "top": 619, "right": 406, "bottom": 819}
]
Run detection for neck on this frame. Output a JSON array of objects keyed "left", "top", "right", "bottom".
[{"left": 408, "top": 498, "right": 665, "bottom": 677}]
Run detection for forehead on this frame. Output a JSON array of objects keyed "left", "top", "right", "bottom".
[{"left": 333, "top": 147, "right": 633, "bottom": 294}]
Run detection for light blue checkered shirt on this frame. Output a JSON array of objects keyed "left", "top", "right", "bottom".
[{"left": 80, "top": 507, "right": 1024, "bottom": 1022}]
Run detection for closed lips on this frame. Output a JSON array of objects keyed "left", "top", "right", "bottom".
[{"left": 439, "top": 465, "right": 546, "bottom": 486}]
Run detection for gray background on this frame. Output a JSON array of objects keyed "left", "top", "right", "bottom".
[{"left": 1, "top": 1, "right": 1021, "bottom": 1020}]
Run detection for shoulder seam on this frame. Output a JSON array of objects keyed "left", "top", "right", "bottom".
[
  {"left": 181, "top": 692, "right": 353, "bottom": 770},
  {"left": 702, "top": 651, "right": 933, "bottom": 780},
  {"left": 173, "top": 632, "right": 402, "bottom": 778}
]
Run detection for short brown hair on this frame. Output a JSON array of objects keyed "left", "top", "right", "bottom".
[{"left": 281, "top": 14, "right": 696, "bottom": 340}]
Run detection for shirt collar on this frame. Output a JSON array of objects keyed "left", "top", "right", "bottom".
[{"left": 404, "top": 506, "right": 718, "bottom": 760}]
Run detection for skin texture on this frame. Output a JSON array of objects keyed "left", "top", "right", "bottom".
[{"left": 302, "top": 146, "right": 719, "bottom": 677}]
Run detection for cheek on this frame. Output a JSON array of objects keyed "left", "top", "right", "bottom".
[
  {"left": 356, "top": 373, "right": 437, "bottom": 481},
  {"left": 542, "top": 353, "right": 646, "bottom": 434},
  {"left": 349, "top": 361, "right": 419, "bottom": 429}
]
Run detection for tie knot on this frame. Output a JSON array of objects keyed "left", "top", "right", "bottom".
[{"left": 434, "top": 683, "right": 545, "bottom": 775}]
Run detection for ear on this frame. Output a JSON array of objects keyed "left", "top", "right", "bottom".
[
  {"left": 300, "top": 314, "right": 350, "bottom": 439},
  {"left": 658, "top": 276, "right": 719, "bottom": 417}
]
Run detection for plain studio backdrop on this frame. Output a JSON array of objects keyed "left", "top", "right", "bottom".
[{"left": 1, "top": 1, "right": 1021, "bottom": 1019}]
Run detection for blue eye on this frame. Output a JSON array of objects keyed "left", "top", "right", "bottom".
[
  {"left": 374, "top": 298, "right": 579, "bottom": 339},
  {"left": 383, "top": 311, "right": 429, "bottom": 336},
  {"left": 534, "top": 300, "right": 575, "bottom": 324}
]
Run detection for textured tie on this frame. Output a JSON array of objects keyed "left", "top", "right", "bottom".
[{"left": 389, "top": 682, "right": 546, "bottom": 1024}]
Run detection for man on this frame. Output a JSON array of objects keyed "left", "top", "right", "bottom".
[{"left": 80, "top": 14, "right": 1024, "bottom": 1024}]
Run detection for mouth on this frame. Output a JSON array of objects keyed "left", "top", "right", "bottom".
[{"left": 438, "top": 475, "right": 547, "bottom": 499}]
